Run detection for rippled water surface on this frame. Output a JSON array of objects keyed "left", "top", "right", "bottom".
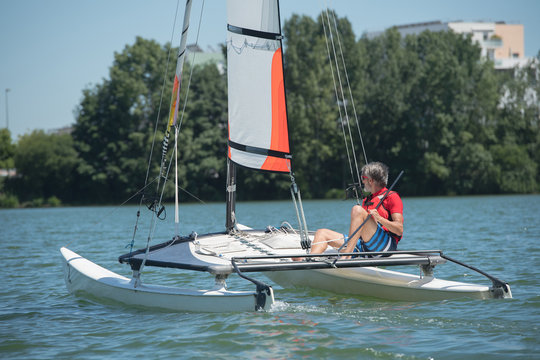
[{"left": 1, "top": 195, "right": 539, "bottom": 359}]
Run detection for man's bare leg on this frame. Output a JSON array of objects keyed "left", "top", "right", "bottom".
[
  {"left": 310, "top": 228, "right": 345, "bottom": 254},
  {"left": 347, "top": 205, "right": 379, "bottom": 249},
  {"left": 292, "top": 229, "right": 344, "bottom": 260}
]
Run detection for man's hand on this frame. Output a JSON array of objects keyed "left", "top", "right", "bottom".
[{"left": 369, "top": 209, "right": 382, "bottom": 223}]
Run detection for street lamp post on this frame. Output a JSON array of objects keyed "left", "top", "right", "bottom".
[{"left": 5, "top": 88, "right": 10, "bottom": 130}]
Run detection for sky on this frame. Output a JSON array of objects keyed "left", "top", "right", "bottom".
[{"left": 1, "top": 0, "right": 539, "bottom": 141}]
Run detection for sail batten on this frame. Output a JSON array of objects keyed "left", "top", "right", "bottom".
[
  {"left": 227, "top": 0, "right": 291, "bottom": 173},
  {"left": 228, "top": 140, "right": 290, "bottom": 159},
  {"left": 227, "top": 24, "right": 281, "bottom": 40}
]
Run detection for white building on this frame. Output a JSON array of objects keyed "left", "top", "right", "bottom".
[{"left": 374, "top": 21, "right": 529, "bottom": 70}]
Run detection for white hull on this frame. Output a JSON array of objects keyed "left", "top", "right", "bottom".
[
  {"left": 175, "top": 228, "right": 510, "bottom": 301},
  {"left": 266, "top": 266, "right": 511, "bottom": 301},
  {"left": 118, "top": 228, "right": 511, "bottom": 302},
  {"left": 60, "top": 247, "right": 274, "bottom": 312}
]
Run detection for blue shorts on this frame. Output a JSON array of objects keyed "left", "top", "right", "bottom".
[{"left": 346, "top": 224, "right": 397, "bottom": 258}]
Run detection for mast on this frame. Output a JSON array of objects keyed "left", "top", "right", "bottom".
[{"left": 168, "top": 0, "right": 193, "bottom": 235}]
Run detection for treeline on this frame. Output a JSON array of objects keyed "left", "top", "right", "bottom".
[{"left": 1, "top": 11, "right": 539, "bottom": 207}]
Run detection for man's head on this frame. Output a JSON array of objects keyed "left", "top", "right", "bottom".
[{"left": 361, "top": 162, "right": 389, "bottom": 192}]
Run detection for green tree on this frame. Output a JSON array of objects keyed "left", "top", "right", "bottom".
[
  {"left": 490, "top": 143, "right": 537, "bottom": 193},
  {"left": 0, "top": 128, "right": 17, "bottom": 207},
  {"left": 73, "top": 37, "right": 233, "bottom": 203},
  {"left": 178, "top": 63, "right": 228, "bottom": 201},
  {"left": 361, "top": 29, "right": 500, "bottom": 195},
  {"left": 73, "top": 37, "right": 177, "bottom": 203},
  {"left": 0, "top": 128, "right": 15, "bottom": 169},
  {"left": 13, "top": 130, "right": 78, "bottom": 202},
  {"left": 358, "top": 28, "right": 422, "bottom": 190},
  {"left": 493, "top": 53, "right": 540, "bottom": 192}
]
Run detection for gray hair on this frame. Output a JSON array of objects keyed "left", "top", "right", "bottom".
[{"left": 361, "top": 162, "right": 389, "bottom": 187}]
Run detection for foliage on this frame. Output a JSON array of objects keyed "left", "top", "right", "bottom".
[
  {"left": 0, "top": 192, "right": 19, "bottom": 208},
  {"left": 177, "top": 63, "right": 229, "bottom": 202},
  {"left": 73, "top": 37, "right": 177, "bottom": 203},
  {"left": 494, "top": 54, "right": 540, "bottom": 192},
  {"left": 7, "top": 12, "right": 540, "bottom": 206},
  {"left": 0, "top": 128, "right": 15, "bottom": 169},
  {"left": 0, "top": 128, "right": 18, "bottom": 208},
  {"left": 11, "top": 130, "right": 78, "bottom": 202}
]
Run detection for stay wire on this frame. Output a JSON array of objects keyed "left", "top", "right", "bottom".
[
  {"left": 321, "top": 8, "right": 358, "bottom": 203},
  {"left": 145, "top": 0, "right": 182, "bottom": 189},
  {"left": 129, "top": 0, "right": 182, "bottom": 249},
  {"left": 329, "top": 10, "right": 368, "bottom": 167},
  {"left": 324, "top": 8, "right": 362, "bottom": 188}
]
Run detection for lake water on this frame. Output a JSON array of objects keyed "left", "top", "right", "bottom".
[{"left": 1, "top": 195, "right": 539, "bottom": 359}]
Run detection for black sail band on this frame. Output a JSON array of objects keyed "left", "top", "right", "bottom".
[
  {"left": 228, "top": 140, "right": 291, "bottom": 159},
  {"left": 227, "top": 24, "right": 282, "bottom": 40}
]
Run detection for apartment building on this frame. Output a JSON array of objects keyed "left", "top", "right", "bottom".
[{"left": 376, "top": 20, "right": 528, "bottom": 70}]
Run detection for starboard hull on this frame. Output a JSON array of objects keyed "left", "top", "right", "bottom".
[
  {"left": 116, "top": 228, "right": 511, "bottom": 302},
  {"left": 265, "top": 266, "right": 511, "bottom": 301},
  {"left": 60, "top": 247, "right": 274, "bottom": 312}
]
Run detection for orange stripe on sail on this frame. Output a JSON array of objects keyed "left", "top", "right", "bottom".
[
  {"left": 261, "top": 156, "right": 290, "bottom": 172},
  {"left": 261, "top": 48, "right": 290, "bottom": 172}
]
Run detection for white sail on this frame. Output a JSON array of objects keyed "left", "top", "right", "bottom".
[{"left": 227, "top": 0, "right": 291, "bottom": 173}]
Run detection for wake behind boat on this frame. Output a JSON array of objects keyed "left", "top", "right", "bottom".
[{"left": 60, "top": 0, "right": 511, "bottom": 312}]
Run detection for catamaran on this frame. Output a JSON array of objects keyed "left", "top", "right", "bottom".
[{"left": 60, "top": 0, "right": 512, "bottom": 312}]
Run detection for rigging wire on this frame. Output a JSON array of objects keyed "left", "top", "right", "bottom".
[
  {"left": 328, "top": 10, "right": 368, "bottom": 167},
  {"left": 128, "top": 0, "right": 183, "bottom": 251},
  {"left": 321, "top": 9, "right": 359, "bottom": 203},
  {"left": 324, "top": 7, "right": 362, "bottom": 188},
  {"left": 177, "top": 181, "right": 207, "bottom": 205},
  {"left": 145, "top": 0, "right": 182, "bottom": 189}
]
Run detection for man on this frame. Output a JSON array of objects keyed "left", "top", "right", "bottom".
[{"left": 309, "top": 162, "right": 403, "bottom": 258}]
